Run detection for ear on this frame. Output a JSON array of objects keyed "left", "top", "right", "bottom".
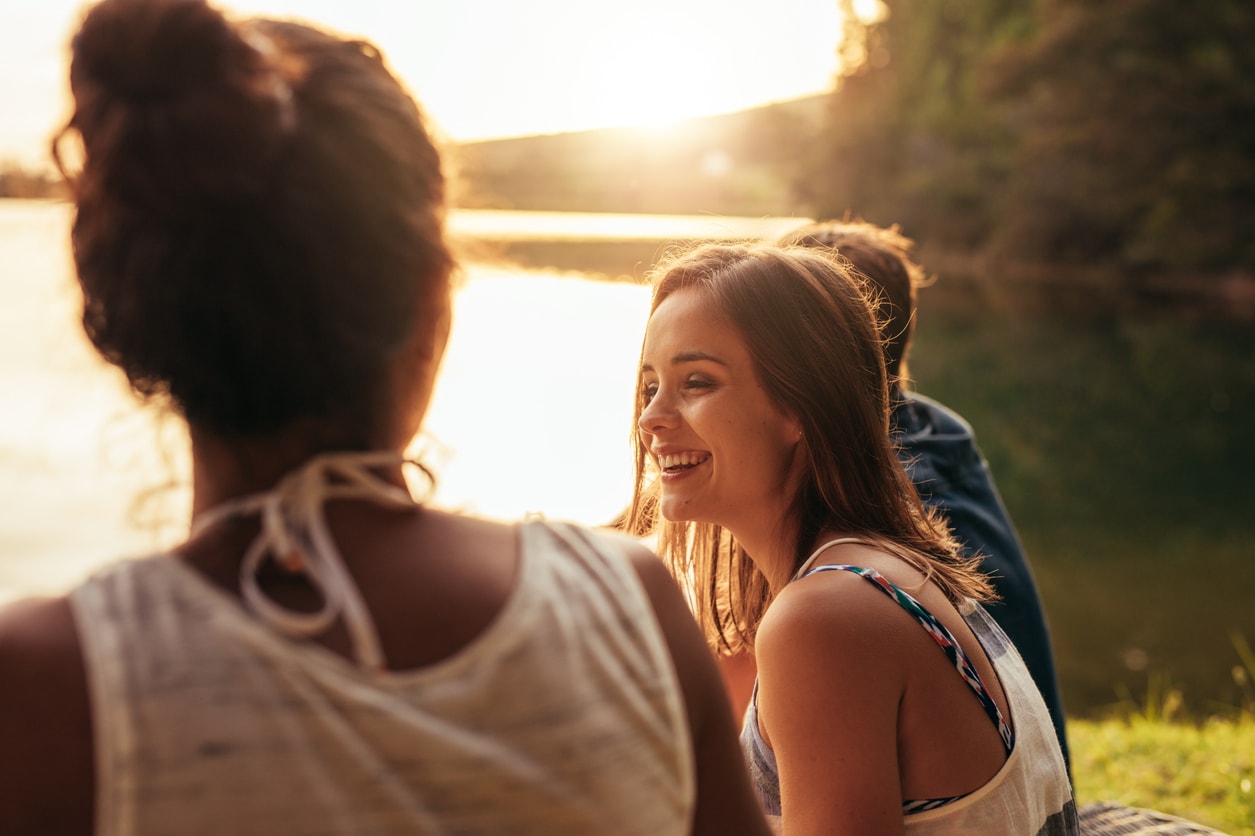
[
  {"left": 784, "top": 414, "right": 809, "bottom": 473},
  {"left": 783, "top": 415, "right": 810, "bottom": 502},
  {"left": 788, "top": 413, "right": 805, "bottom": 444}
]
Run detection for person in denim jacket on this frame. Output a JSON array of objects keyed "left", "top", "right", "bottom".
[{"left": 779, "top": 221, "right": 1071, "bottom": 774}]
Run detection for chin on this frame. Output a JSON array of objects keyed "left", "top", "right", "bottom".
[{"left": 659, "top": 497, "right": 713, "bottom": 526}]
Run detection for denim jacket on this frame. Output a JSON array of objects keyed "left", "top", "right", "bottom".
[{"left": 892, "top": 389, "right": 1071, "bottom": 772}]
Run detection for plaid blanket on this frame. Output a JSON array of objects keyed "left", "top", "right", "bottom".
[{"left": 1078, "top": 801, "right": 1230, "bottom": 835}]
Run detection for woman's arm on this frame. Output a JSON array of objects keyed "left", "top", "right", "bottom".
[
  {"left": 627, "top": 545, "right": 773, "bottom": 836},
  {"left": 755, "top": 573, "right": 909, "bottom": 835},
  {"left": 716, "top": 650, "right": 758, "bottom": 721},
  {"left": 0, "top": 595, "right": 95, "bottom": 835}
]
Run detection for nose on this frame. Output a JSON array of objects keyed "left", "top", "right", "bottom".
[{"left": 638, "top": 389, "right": 677, "bottom": 435}]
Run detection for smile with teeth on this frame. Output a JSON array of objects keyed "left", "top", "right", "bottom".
[{"left": 657, "top": 452, "right": 711, "bottom": 473}]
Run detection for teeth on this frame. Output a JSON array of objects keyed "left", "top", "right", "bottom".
[{"left": 657, "top": 452, "right": 710, "bottom": 471}]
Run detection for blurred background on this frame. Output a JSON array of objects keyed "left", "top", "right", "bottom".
[{"left": 2, "top": 0, "right": 1253, "bottom": 727}]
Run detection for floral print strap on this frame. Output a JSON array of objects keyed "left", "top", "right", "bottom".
[{"left": 799, "top": 563, "right": 1014, "bottom": 754}]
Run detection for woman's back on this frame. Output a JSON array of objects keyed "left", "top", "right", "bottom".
[
  {"left": 74, "top": 505, "right": 697, "bottom": 835},
  {"left": 0, "top": 455, "right": 767, "bottom": 835}
]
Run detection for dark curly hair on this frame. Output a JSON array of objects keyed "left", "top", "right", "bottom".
[{"left": 54, "top": 0, "right": 453, "bottom": 444}]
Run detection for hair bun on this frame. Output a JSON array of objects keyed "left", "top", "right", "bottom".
[
  {"left": 73, "top": 0, "right": 251, "bottom": 104},
  {"left": 69, "top": 0, "right": 289, "bottom": 209}
]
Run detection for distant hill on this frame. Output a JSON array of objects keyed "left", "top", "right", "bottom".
[
  {"left": 451, "top": 94, "right": 828, "bottom": 218},
  {"left": 0, "top": 163, "right": 66, "bottom": 199}
]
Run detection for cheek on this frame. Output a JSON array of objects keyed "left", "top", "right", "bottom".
[{"left": 752, "top": 418, "right": 803, "bottom": 476}]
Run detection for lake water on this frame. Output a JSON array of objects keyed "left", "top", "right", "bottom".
[
  {"left": 0, "top": 199, "right": 802, "bottom": 603},
  {"left": 6, "top": 200, "right": 1254, "bottom": 716}
]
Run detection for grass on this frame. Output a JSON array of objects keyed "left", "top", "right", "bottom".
[
  {"left": 1071, "top": 653, "right": 1255, "bottom": 836},
  {"left": 1072, "top": 714, "right": 1254, "bottom": 835},
  {"left": 1069, "top": 635, "right": 1255, "bottom": 834}
]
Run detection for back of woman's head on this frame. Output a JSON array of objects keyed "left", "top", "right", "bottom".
[
  {"left": 57, "top": 0, "right": 453, "bottom": 442},
  {"left": 778, "top": 221, "right": 922, "bottom": 385}
]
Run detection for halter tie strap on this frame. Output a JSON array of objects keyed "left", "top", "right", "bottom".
[{"left": 189, "top": 451, "right": 429, "bottom": 670}]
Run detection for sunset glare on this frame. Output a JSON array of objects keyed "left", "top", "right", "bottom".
[{"left": 0, "top": 0, "right": 848, "bottom": 167}]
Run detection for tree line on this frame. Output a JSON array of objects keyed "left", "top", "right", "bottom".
[{"left": 817, "top": 0, "right": 1255, "bottom": 285}]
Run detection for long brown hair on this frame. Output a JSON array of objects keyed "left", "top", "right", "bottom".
[{"left": 625, "top": 243, "right": 992, "bottom": 653}]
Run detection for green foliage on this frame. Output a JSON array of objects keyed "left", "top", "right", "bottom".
[
  {"left": 817, "top": 1, "right": 1032, "bottom": 245},
  {"left": 814, "top": 0, "right": 1255, "bottom": 289},
  {"left": 1071, "top": 715, "right": 1255, "bottom": 835},
  {"left": 453, "top": 0, "right": 1255, "bottom": 307},
  {"left": 986, "top": 0, "right": 1255, "bottom": 272},
  {"left": 906, "top": 294, "right": 1255, "bottom": 717},
  {"left": 909, "top": 295, "right": 1255, "bottom": 532}
]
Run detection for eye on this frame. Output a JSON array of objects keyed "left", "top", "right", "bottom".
[
  {"left": 683, "top": 376, "right": 714, "bottom": 392},
  {"left": 641, "top": 380, "right": 659, "bottom": 403}
]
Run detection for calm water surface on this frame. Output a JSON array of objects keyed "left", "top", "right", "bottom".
[{"left": 1, "top": 200, "right": 799, "bottom": 603}]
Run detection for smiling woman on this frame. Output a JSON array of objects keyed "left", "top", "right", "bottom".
[{"left": 624, "top": 242, "right": 1079, "bottom": 834}]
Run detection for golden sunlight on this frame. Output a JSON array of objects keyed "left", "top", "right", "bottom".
[
  {"left": 3, "top": 0, "right": 852, "bottom": 164},
  {"left": 198, "top": 0, "right": 847, "bottom": 139}
]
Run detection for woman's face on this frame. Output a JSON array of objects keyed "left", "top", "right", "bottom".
[{"left": 638, "top": 287, "right": 803, "bottom": 538}]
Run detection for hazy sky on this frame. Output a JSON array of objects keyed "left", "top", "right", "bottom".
[{"left": 0, "top": 0, "right": 852, "bottom": 169}]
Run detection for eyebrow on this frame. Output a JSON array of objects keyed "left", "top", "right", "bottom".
[{"left": 640, "top": 351, "right": 728, "bottom": 373}]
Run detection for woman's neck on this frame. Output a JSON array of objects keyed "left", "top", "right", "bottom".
[
  {"left": 728, "top": 518, "right": 804, "bottom": 597},
  {"left": 188, "top": 425, "right": 401, "bottom": 516}
]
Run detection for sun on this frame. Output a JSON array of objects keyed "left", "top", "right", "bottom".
[
  {"left": 417, "top": 0, "right": 846, "bottom": 141},
  {"left": 540, "top": 1, "right": 845, "bottom": 134}
]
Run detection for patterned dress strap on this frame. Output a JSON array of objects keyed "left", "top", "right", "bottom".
[{"left": 799, "top": 563, "right": 1014, "bottom": 753}]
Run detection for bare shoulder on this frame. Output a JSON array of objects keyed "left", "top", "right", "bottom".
[
  {"left": 420, "top": 506, "right": 517, "bottom": 548},
  {"left": 759, "top": 541, "right": 932, "bottom": 659},
  {"left": 755, "top": 564, "right": 917, "bottom": 726},
  {"left": 0, "top": 593, "right": 84, "bottom": 675},
  {"left": 595, "top": 532, "right": 709, "bottom": 662},
  {"left": 0, "top": 595, "right": 94, "bottom": 833},
  {"left": 0, "top": 594, "right": 89, "bottom": 745},
  {"left": 615, "top": 534, "right": 681, "bottom": 600},
  {"left": 760, "top": 563, "right": 915, "bottom": 654}
]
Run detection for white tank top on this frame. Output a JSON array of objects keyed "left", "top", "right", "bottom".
[
  {"left": 71, "top": 454, "right": 695, "bottom": 835},
  {"left": 741, "top": 538, "right": 1078, "bottom": 834}
]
